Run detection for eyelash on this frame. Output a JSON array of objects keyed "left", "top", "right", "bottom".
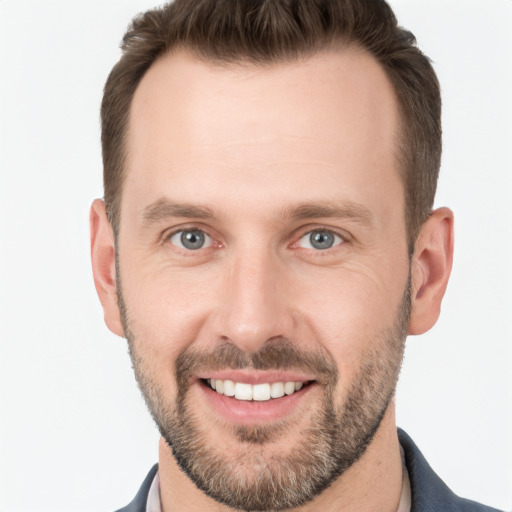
[
  {"left": 164, "top": 226, "right": 349, "bottom": 254},
  {"left": 165, "top": 226, "right": 218, "bottom": 253},
  {"left": 294, "top": 229, "right": 345, "bottom": 251}
]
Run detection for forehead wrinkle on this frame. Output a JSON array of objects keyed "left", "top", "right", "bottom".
[{"left": 141, "top": 197, "right": 216, "bottom": 226}]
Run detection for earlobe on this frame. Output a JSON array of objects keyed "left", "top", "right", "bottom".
[
  {"left": 90, "top": 199, "right": 124, "bottom": 337},
  {"left": 408, "top": 207, "right": 454, "bottom": 335}
]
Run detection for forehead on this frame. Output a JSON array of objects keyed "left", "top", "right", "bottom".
[{"left": 123, "top": 47, "right": 402, "bottom": 226}]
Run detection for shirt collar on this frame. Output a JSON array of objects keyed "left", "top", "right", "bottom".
[{"left": 146, "top": 470, "right": 162, "bottom": 512}]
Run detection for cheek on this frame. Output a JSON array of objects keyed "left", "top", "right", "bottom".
[
  {"left": 119, "top": 259, "right": 215, "bottom": 370},
  {"left": 292, "top": 265, "right": 407, "bottom": 381}
]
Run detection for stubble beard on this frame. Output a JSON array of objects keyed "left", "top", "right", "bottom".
[{"left": 118, "top": 274, "right": 411, "bottom": 511}]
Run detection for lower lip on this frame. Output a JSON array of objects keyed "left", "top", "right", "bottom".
[{"left": 197, "top": 381, "right": 315, "bottom": 425}]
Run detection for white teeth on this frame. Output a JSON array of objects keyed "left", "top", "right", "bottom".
[
  {"left": 284, "top": 382, "right": 296, "bottom": 395},
  {"left": 252, "top": 383, "right": 271, "bottom": 401},
  {"left": 234, "top": 382, "right": 253, "bottom": 400},
  {"left": 208, "top": 379, "right": 307, "bottom": 401},
  {"left": 223, "top": 379, "right": 235, "bottom": 397},
  {"left": 270, "top": 382, "right": 285, "bottom": 398}
]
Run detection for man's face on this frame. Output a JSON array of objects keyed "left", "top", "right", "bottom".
[{"left": 116, "top": 48, "right": 411, "bottom": 510}]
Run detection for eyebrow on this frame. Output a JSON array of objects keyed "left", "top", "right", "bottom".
[
  {"left": 142, "top": 198, "right": 215, "bottom": 225},
  {"left": 280, "top": 201, "right": 374, "bottom": 226},
  {"left": 141, "top": 197, "right": 374, "bottom": 227}
]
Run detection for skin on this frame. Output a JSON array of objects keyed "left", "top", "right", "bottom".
[{"left": 91, "top": 47, "right": 453, "bottom": 511}]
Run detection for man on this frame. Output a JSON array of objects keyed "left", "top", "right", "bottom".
[{"left": 90, "top": 1, "right": 502, "bottom": 511}]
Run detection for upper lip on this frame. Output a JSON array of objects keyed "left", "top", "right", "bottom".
[{"left": 195, "top": 370, "right": 315, "bottom": 385}]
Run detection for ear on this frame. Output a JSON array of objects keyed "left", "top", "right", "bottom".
[
  {"left": 90, "top": 199, "right": 124, "bottom": 337},
  {"left": 408, "top": 207, "right": 454, "bottom": 335}
]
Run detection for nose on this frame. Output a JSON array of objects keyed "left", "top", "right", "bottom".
[{"left": 212, "top": 248, "right": 294, "bottom": 353}]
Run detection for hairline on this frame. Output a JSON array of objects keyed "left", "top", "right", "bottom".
[{"left": 113, "top": 42, "right": 411, "bottom": 249}]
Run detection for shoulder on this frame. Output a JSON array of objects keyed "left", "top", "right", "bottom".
[
  {"left": 398, "top": 429, "right": 503, "bottom": 512},
  {"left": 114, "top": 464, "right": 158, "bottom": 512}
]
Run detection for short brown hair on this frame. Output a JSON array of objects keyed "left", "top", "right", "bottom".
[{"left": 101, "top": 0, "right": 441, "bottom": 246}]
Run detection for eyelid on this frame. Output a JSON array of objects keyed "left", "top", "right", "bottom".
[
  {"left": 168, "top": 229, "right": 213, "bottom": 250},
  {"left": 291, "top": 226, "right": 350, "bottom": 251},
  {"left": 160, "top": 224, "right": 349, "bottom": 252},
  {"left": 162, "top": 224, "right": 221, "bottom": 251}
]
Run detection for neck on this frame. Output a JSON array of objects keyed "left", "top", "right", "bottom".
[{"left": 158, "top": 401, "right": 403, "bottom": 512}]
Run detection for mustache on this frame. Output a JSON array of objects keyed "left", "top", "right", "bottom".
[{"left": 174, "top": 339, "right": 338, "bottom": 388}]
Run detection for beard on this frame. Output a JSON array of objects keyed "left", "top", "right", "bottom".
[{"left": 118, "top": 276, "right": 411, "bottom": 511}]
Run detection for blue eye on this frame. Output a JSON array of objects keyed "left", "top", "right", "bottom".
[
  {"left": 169, "top": 230, "right": 213, "bottom": 250},
  {"left": 298, "top": 230, "right": 343, "bottom": 250}
]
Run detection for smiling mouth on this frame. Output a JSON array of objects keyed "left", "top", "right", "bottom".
[{"left": 203, "top": 378, "right": 312, "bottom": 401}]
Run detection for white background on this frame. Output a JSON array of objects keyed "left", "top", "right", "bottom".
[{"left": 0, "top": 1, "right": 510, "bottom": 511}]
